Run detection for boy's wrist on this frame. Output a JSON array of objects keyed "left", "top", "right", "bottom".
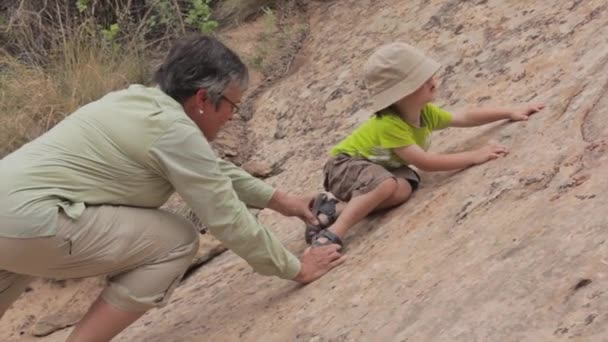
[{"left": 467, "top": 149, "right": 481, "bottom": 165}]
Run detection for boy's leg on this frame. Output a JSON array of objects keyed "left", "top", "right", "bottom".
[
  {"left": 322, "top": 177, "right": 400, "bottom": 239},
  {"left": 318, "top": 177, "right": 412, "bottom": 228},
  {"left": 373, "top": 177, "right": 413, "bottom": 211},
  {"left": 314, "top": 177, "right": 412, "bottom": 227},
  {"left": 318, "top": 158, "right": 417, "bottom": 243}
]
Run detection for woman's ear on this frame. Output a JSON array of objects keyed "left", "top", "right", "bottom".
[{"left": 195, "top": 88, "right": 208, "bottom": 109}]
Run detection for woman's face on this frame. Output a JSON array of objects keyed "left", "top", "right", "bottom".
[{"left": 198, "top": 84, "right": 243, "bottom": 141}]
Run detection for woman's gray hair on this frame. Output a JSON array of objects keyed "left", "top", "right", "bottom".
[{"left": 154, "top": 34, "right": 248, "bottom": 106}]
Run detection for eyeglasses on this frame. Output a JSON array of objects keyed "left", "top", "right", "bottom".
[{"left": 221, "top": 95, "right": 240, "bottom": 114}]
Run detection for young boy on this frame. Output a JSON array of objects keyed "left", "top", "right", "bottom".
[{"left": 306, "top": 42, "right": 544, "bottom": 247}]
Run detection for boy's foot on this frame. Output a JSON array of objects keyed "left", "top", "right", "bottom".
[
  {"left": 305, "top": 193, "right": 340, "bottom": 244},
  {"left": 311, "top": 229, "right": 343, "bottom": 250}
]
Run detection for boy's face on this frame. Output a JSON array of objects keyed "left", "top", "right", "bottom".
[
  {"left": 408, "top": 75, "right": 439, "bottom": 104},
  {"left": 421, "top": 75, "right": 439, "bottom": 102}
]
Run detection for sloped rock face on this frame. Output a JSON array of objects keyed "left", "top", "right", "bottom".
[{"left": 4, "top": 0, "right": 608, "bottom": 341}]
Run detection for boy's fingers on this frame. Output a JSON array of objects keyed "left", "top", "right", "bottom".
[{"left": 529, "top": 103, "right": 544, "bottom": 113}]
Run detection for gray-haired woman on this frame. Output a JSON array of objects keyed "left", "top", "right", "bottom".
[{"left": 0, "top": 35, "right": 344, "bottom": 341}]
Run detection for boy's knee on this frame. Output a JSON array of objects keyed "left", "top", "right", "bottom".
[
  {"left": 378, "top": 177, "right": 399, "bottom": 193},
  {"left": 393, "top": 179, "right": 413, "bottom": 202}
]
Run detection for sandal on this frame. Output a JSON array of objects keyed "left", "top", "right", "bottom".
[
  {"left": 305, "top": 193, "right": 339, "bottom": 244},
  {"left": 311, "top": 229, "right": 343, "bottom": 249}
]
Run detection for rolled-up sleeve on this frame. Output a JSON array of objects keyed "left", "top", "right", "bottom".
[
  {"left": 146, "top": 121, "right": 300, "bottom": 279},
  {"left": 216, "top": 159, "right": 275, "bottom": 209}
]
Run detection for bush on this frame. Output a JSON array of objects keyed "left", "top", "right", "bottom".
[
  {"left": 0, "top": 0, "right": 221, "bottom": 157},
  {"left": 0, "top": 22, "right": 149, "bottom": 156}
]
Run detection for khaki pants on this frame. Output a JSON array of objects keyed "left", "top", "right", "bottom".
[
  {"left": 323, "top": 154, "right": 421, "bottom": 202},
  {"left": 0, "top": 205, "right": 199, "bottom": 314}
]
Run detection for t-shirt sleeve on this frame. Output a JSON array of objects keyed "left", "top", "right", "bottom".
[
  {"left": 424, "top": 103, "right": 452, "bottom": 130},
  {"left": 145, "top": 121, "right": 300, "bottom": 280},
  {"left": 377, "top": 115, "right": 417, "bottom": 149}
]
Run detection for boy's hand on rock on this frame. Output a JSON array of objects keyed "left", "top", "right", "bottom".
[
  {"left": 509, "top": 103, "right": 545, "bottom": 121},
  {"left": 473, "top": 144, "right": 509, "bottom": 165}
]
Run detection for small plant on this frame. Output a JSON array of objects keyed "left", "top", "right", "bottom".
[
  {"left": 101, "top": 23, "right": 120, "bottom": 42},
  {"left": 249, "top": 7, "right": 278, "bottom": 73},
  {"left": 185, "top": 0, "right": 219, "bottom": 33},
  {"left": 76, "top": 0, "right": 91, "bottom": 13},
  {"left": 248, "top": 4, "right": 309, "bottom": 77},
  {"left": 151, "top": 0, "right": 177, "bottom": 29},
  {"left": 261, "top": 6, "right": 277, "bottom": 30}
]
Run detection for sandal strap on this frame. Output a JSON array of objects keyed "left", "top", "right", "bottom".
[
  {"left": 316, "top": 197, "right": 338, "bottom": 229},
  {"left": 305, "top": 224, "right": 322, "bottom": 244},
  {"left": 312, "top": 229, "right": 343, "bottom": 247},
  {"left": 306, "top": 193, "right": 340, "bottom": 245}
]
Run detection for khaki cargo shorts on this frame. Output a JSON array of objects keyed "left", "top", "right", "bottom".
[
  {"left": 323, "top": 154, "right": 421, "bottom": 202},
  {"left": 0, "top": 205, "right": 199, "bottom": 315}
]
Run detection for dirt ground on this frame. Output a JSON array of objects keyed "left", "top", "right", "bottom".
[{"left": 3, "top": 0, "right": 608, "bottom": 340}]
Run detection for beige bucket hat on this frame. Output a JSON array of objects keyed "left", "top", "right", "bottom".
[{"left": 364, "top": 42, "right": 440, "bottom": 113}]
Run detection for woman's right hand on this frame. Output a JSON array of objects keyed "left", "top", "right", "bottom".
[
  {"left": 472, "top": 144, "right": 509, "bottom": 165},
  {"left": 293, "top": 244, "right": 345, "bottom": 284}
]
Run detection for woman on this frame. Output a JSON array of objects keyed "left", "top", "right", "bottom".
[{"left": 0, "top": 35, "right": 344, "bottom": 341}]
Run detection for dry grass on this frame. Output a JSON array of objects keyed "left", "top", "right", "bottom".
[
  {"left": 214, "top": 0, "right": 277, "bottom": 26},
  {"left": 247, "top": 3, "right": 309, "bottom": 77},
  {"left": 0, "top": 24, "right": 150, "bottom": 157},
  {"left": 0, "top": 0, "right": 154, "bottom": 157},
  {"left": 0, "top": 0, "right": 307, "bottom": 157}
]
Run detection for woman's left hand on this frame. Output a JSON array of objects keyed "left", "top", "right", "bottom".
[{"left": 268, "top": 191, "right": 319, "bottom": 226}]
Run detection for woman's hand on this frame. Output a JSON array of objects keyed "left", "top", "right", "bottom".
[
  {"left": 293, "top": 244, "right": 345, "bottom": 284},
  {"left": 267, "top": 191, "right": 319, "bottom": 226}
]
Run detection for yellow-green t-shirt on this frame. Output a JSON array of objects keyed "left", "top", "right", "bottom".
[{"left": 330, "top": 103, "right": 452, "bottom": 168}]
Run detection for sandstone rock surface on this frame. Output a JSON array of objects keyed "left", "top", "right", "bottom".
[{"left": 3, "top": 0, "right": 608, "bottom": 341}]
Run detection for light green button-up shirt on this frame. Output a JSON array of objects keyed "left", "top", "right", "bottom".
[{"left": 0, "top": 85, "right": 300, "bottom": 279}]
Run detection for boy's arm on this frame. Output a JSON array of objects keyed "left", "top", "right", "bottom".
[
  {"left": 394, "top": 144, "right": 508, "bottom": 172},
  {"left": 449, "top": 103, "right": 544, "bottom": 128}
]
